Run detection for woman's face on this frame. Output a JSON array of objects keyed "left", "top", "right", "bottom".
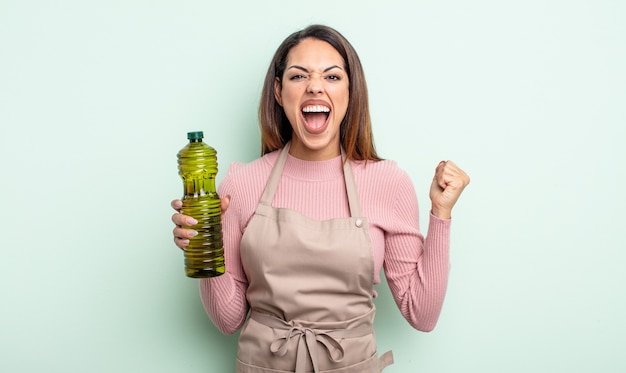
[{"left": 274, "top": 38, "right": 349, "bottom": 161}]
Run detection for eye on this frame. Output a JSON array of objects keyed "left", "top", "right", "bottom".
[
  {"left": 289, "top": 74, "right": 306, "bottom": 81},
  {"left": 326, "top": 74, "right": 341, "bottom": 81}
]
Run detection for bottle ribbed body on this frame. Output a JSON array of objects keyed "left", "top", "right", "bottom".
[{"left": 177, "top": 132, "right": 225, "bottom": 278}]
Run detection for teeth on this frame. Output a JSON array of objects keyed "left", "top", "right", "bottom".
[{"left": 302, "top": 105, "right": 330, "bottom": 113}]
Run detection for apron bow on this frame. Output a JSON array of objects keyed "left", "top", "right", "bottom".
[
  {"left": 251, "top": 310, "right": 373, "bottom": 373},
  {"left": 270, "top": 326, "right": 345, "bottom": 373}
]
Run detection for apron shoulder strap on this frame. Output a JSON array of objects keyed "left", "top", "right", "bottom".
[
  {"left": 341, "top": 148, "right": 362, "bottom": 218},
  {"left": 259, "top": 143, "right": 291, "bottom": 206}
]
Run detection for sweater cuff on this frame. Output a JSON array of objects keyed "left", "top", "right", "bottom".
[
  {"left": 428, "top": 212, "right": 451, "bottom": 237},
  {"left": 430, "top": 210, "right": 451, "bottom": 222}
]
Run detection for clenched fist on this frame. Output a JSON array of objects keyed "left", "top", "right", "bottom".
[{"left": 429, "top": 160, "right": 470, "bottom": 219}]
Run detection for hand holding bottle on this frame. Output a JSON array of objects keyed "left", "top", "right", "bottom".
[{"left": 171, "top": 197, "right": 230, "bottom": 250}]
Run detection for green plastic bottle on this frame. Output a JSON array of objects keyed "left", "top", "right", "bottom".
[{"left": 177, "top": 131, "right": 225, "bottom": 278}]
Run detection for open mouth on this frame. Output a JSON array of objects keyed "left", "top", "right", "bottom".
[{"left": 302, "top": 105, "right": 330, "bottom": 133}]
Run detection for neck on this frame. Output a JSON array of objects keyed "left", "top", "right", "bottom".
[{"left": 288, "top": 139, "right": 341, "bottom": 161}]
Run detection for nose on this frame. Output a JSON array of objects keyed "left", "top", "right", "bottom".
[{"left": 306, "top": 75, "right": 323, "bottom": 94}]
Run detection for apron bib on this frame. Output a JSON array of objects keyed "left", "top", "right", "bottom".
[{"left": 237, "top": 143, "right": 393, "bottom": 373}]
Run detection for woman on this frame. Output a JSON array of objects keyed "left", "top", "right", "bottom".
[{"left": 172, "top": 24, "right": 470, "bottom": 373}]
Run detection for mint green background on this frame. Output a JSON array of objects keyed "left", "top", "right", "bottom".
[{"left": 1, "top": 1, "right": 625, "bottom": 372}]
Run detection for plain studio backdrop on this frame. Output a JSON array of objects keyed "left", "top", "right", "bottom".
[{"left": 1, "top": 0, "right": 624, "bottom": 372}]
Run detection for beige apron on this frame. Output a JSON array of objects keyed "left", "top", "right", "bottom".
[{"left": 236, "top": 143, "right": 393, "bottom": 373}]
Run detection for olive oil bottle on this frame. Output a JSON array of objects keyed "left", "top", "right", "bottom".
[{"left": 177, "top": 131, "right": 225, "bottom": 278}]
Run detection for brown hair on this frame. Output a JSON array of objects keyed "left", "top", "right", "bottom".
[{"left": 258, "top": 24, "right": 381, "bottom": 161}]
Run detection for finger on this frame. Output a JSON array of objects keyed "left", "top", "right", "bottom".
[
  {"left": 171, "top": 213, "right": 198, "bottom": 227},
  {"left": 173, "top": 226, "right": 198, "bottom": 240},
  {"left": 435, "top": 160, "right": 447, "bottom": 173},
  {"left": 174, "top": 236, "right": 189, "bottom": 250},
  {"left": 435, "top": 161, "right": 448, "bottom": 189},
  {"left": 171, "top": 199, "right": 183, "bottom": 211},
  {"left": 443, "top": 163, "right": 464, "bottom": 182},
  {"left": 440, "top": 160, "right": 470, "bottom": 188},
  {"left": 173, "top": 226, "right": 197, "bottom": 250},
  {"left": 444, "top": 160, "right": 460, "bottom": 171}
]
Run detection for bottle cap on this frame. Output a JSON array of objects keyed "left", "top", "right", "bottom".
[{"left": 187, "top": 131, "right": 204, "bottom": 140}]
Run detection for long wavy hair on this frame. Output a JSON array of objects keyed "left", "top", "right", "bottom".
[{"left": 258, "top": 25, "right": 381, "bottom": 162}]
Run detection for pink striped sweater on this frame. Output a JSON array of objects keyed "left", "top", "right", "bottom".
[{"left": 199, "top": 149, "right": 451, "bottom": 334}]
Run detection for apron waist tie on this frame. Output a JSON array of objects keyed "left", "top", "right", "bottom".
[{"left": 250, "top": 310, "right": 373, "bottom": 373}]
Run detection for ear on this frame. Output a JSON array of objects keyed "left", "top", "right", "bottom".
[{"left": 274, "top": 77, "right": 283, "bottom": 106}]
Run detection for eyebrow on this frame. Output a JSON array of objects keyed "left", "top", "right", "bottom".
[{"left": 287, "top": 65, "right": 344, "bottom": 73}]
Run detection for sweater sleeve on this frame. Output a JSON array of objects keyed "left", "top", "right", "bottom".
[
  {"left": 198, "top": 164, "right": 250, "bottom": 335},
  {"left": 382, "top": 171, "right": 451, "bottom": 332}
]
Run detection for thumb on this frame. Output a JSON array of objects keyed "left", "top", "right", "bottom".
[{"left": 220, "top": 195, "right": 231, "bottom": 215}]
